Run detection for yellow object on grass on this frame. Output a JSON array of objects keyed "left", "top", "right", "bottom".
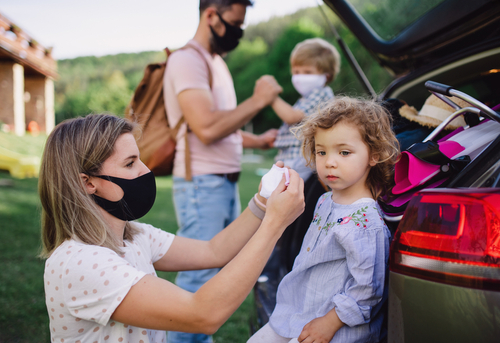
[{"left": 0, "top": 146, "right": 40, "bottom": 179}]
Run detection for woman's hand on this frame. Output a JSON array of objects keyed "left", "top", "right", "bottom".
[
  {"left": 255, "top": 161, "right": 286, "bottom": 210},
  {"left": 263, "top": 167, "right": 304, "bottom": 235}
]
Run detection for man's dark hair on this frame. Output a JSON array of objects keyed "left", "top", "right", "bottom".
[{"left": 199, "top": 0, "right": 253, "bottom": 14}]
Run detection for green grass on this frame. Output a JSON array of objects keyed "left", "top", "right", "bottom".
[
  {"left": 0, "top": 132, "right": 274, "bottom": 342},
  {"left": 0, "top": 131, "right": 47, "bottom": 157}
]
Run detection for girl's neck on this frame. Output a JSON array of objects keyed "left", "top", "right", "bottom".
[{"left": 330, "top": 187, "right": 374, "bottom": 205}]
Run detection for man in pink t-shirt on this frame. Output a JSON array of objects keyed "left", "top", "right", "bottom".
[{"left": 163, "top": 1, "right": 282, "bottom": 342}]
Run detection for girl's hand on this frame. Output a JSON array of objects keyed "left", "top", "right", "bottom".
[
  {"left": 298, "top": 316, "right": 336, "bottom": 343},
  {"left": 263, "top": 166, "right": 304, "bottom": 234},
  {"left": 298, "top": 310, "right": 344, "bottom": 343}
]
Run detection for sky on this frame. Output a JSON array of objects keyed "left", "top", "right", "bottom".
[{"left": 0, "top": 0, "right": 320, "bottom": 60}]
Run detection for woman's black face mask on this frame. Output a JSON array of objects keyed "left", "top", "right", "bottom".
[
  {"left": 210, "top": 12, "right": 243, "bottom": 53},
  {"left": 92, "top": 171, "right": 156, "bottom": 221}
]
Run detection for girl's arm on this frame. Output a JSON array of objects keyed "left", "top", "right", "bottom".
[
  {"left": 332, "top": 225, "right": 390, "bottom": 327},
  {"left": 111, "top": 171, "right": 304, "bottom": 334},
  {"left": 298, "top": 308, "right": 345, "bottom": 343},
  {"left": 298, "top": 224, "right": 388, "bottom": 342},
  {"left": 271, "top": 97, "right": 305, "bottom": 125}
]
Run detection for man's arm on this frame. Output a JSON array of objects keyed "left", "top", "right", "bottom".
[
  {"left": 241, "top": 129, "right": 278, "bottom": 149},
  {"left": 178, "top": 75, "right": 282, "bottom": 145}
]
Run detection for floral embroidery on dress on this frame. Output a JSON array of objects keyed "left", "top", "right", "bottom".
[
  {"left": 312, "top": 193, "right": 330, "bottom": 229},
  {"left": 335, "top": 206, "right": 370, "bottom": 228},
  {"left": 312, "top": 213, "right": 322, "bottom": 226},
  {"left": 337, "top": 216, "right": 352, "bottom": 224},
  {"left": 320, "top": 222, "right": 334, "bottom": 234},
  {"left": 317, "top": 193, "right": 329, "bottom": 209}
]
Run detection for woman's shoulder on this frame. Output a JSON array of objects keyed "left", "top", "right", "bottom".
[
  {"left": 129, "top": 221, "right": 175, "bottom": 254},
  {"left": 59, "top": 240, "right": 119, "bottom": 259},
  {"left": 45, "top": 239, "right": 122, "bottom": 278},
  {"left": 130, "top": 221, "right": 152, "bottom": 235},
  {"left": 130, "top": 221, "right": 174, "bottom": 241},
  {"left": 48, "top": 239, "right": 110, "bottom": 260}
]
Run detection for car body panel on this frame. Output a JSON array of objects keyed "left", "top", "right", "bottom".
[{"left": 389, "top": 272, "right": 500, "bottom": 343}]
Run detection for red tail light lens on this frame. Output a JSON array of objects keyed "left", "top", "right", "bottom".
[{"left": 390, "top": 188, "right": 500, "bottom": 290}]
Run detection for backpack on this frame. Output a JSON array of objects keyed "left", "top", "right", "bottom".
[{"left": 125, "top": 44, "right": 212, "bottom": 179}]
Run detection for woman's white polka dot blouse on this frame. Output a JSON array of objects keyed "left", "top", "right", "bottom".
[{"left": 44, "top": 222, "right": 174, "bottom": 343}]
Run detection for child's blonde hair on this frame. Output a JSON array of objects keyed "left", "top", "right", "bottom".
[
  {"left": 294, "top": 96, "right": 400, "bottom": 199},
  {"left": 290, "top": 38, "right": 341, "bottom": 83},
  {"left": 39, "top": 114, "right": 142, "bottom": 258}
]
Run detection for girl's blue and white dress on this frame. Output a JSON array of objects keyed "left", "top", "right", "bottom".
[{"left": 269, "top": 193, "right": 391, "bottom": 343}]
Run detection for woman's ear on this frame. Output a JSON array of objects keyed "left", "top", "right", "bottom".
[
  {"left": 369, "top": 154, "right": 379, "bottom": 167},
  {"left": 80, "top": 173, "right": 96, "bottom": 195}
]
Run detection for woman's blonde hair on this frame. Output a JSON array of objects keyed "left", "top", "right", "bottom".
[
  {"left": 294, "top": 96, "right": 400, "bottom": 199},
  {"left": 39, "top": 114, "right": 142, "bottom": 258},
  {"left": 290, "top": 38, "right": 341, "bottom": 83}
]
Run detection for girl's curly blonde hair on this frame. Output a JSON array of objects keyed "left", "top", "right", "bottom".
[{"left": 293, "top": 96, "right": 400, "bottom": 200}]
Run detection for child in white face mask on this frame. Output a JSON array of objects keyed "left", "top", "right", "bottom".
[
  {"left": 272, "top": 38, "right": 341, "bottom": 181},
  {"left": 264, "top": 40, "right": 341, "bottom": 299}
]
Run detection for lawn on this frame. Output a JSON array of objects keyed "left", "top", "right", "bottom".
[{"left": 0, "top": 131, "right": 275, "bottom": 342}]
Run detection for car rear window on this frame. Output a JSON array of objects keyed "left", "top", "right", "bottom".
[{"left": 349, "top": 0, "right": 447, "bottom": 40}]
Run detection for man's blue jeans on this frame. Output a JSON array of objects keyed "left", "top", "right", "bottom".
[{"left": 167, "top": 174, "right": 240, "bottom": 343}]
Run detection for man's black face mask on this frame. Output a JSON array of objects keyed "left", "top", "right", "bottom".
[{"left": 210, "top": 12, "right": 243, "bottom": 54}]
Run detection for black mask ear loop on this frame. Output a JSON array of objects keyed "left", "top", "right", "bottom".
[
  {"left": 209, "top": 11, "right": 243, "bottom": 53},
  {"left": 217, "top": 11, "right": 243, "bottom": 38},
  {"left": 81, "top": 172, "right": 97, "bottom": 195}
]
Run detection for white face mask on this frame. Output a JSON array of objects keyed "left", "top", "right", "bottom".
[{"left": 292, "top": 74, "right": 327, "bottom": 97}]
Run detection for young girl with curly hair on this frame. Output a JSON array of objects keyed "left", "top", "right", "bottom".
[{"left": 248, "top": 96, "right": 400, "bottom": 343}]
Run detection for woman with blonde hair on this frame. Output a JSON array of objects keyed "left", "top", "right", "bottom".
[{"left": 39, "top": 113, "right": 304, "bottom": 343}]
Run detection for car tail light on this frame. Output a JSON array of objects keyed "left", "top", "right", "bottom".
[{"left": 390, "top": 188, "right": 500, "bottom": 290}]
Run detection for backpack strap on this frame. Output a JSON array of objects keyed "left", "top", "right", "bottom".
[
  {"left": 169, "top": 43, "right": 214, "bottom": 181},
  {"left": 173, "top": 116, "right": 191, "bottom": 181}
]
